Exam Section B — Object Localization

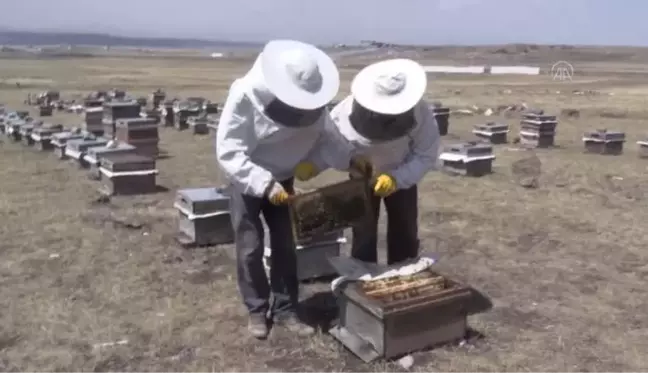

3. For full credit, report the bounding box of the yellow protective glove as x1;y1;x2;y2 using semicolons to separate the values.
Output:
267;181;290;205
349;155;373;179
294;161;319;181
269;190;290;205
373;174;397;197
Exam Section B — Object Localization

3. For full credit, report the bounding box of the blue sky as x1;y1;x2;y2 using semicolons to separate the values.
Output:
2;0;647;45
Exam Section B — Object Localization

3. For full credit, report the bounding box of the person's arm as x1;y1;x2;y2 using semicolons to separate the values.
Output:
304;113;354;172
216;82;274;197
388;101;441;189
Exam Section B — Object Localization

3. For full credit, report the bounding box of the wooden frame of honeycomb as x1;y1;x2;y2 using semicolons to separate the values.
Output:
360;270;448;304
288;179;372;243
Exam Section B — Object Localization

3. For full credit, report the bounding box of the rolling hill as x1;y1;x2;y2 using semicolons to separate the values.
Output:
0;30;259;49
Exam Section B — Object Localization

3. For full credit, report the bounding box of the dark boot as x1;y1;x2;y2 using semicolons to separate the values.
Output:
247;313;269;339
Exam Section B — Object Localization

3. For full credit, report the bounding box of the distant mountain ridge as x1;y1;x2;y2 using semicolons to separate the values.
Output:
0;30;260;49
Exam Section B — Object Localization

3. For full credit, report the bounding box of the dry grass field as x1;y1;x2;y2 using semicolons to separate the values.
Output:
1;46;648;371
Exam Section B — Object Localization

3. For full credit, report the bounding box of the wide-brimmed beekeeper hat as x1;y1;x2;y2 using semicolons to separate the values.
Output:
351;59;427;115
261;40;340;110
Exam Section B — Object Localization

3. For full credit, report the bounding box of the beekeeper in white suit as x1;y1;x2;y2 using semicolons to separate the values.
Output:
216;40;367;340
303;59;440;266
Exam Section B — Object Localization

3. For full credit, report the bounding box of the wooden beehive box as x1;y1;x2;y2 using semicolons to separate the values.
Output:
638;139;648;159
439;141;495;177
102;100;141;138
288;179;372;244
115;117;159;158
85;142;137;180
19;123;39;146
84;107;104;135
31;124;64;151
583;129;625;155
99;153;158;196
84;98;104;108
174;108;201;130
174;187;234;247
263;230;346;281
161;101;175;126
7;121;26;142
203;103;219;114
39;105;53;117
50;130;86;159
472;122;509;144
330;269;474;362
65;137;109;167
187;116;209;135
150;90;166;109
519;115;558;148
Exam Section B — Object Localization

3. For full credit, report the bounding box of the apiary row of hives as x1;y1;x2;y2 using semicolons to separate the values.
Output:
1;100;488;364
0;107;160;197
438;111;648;177
159;97;220;133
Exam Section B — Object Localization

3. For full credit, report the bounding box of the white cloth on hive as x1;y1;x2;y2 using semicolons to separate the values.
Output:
329;256;436;296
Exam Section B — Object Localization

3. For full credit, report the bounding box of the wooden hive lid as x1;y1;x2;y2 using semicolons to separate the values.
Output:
99;153;156;172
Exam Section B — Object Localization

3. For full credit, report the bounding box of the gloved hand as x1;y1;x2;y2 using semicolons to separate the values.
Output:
266;181;290;205
294;161;319;181
373;174;397;197
349;155;373;179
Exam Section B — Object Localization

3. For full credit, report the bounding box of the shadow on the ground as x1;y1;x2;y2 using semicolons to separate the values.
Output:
299;291;339;332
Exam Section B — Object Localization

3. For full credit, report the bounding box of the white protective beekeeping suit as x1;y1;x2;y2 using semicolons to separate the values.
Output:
216;40;352;197
330;59;441;190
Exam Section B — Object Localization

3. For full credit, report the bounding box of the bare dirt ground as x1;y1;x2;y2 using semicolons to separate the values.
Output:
1;46;648;371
